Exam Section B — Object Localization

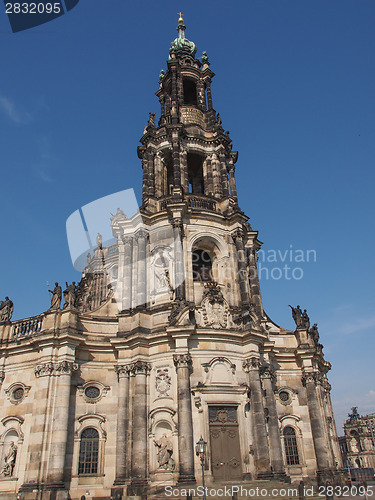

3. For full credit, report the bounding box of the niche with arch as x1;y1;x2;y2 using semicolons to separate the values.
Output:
0;416;24;480
149;408;177;477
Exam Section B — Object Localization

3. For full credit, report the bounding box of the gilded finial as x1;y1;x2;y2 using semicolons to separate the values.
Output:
178;12;184;24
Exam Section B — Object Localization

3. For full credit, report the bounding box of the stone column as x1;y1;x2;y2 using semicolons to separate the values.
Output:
260;365;285;478
114;364;131;484
243;358;273;479
122;236;133;311
172;141;181;188
21;363;54;493
204;156;214;196
206;80;213;109
45;361;78;485
173;354;196;483
180;147;189;194
196;79;205;111
135;229;148;308
130;361;151;486
232;230;250;307
228;165;238;201
147;149;155;197
302;372;331;476
172;219;185;301
142;156;149;203
219;155;229;197
210;153;221;197
248;246;263;317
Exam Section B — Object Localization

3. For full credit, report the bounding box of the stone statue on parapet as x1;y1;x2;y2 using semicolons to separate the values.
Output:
309;323;320;343
63;282;76;309
0;297;13;323
148;112;155;127
301;309;310;329
48;282;62;310
289;304;302;328
96;232;102;249
0;441;17;476
289;305;310;330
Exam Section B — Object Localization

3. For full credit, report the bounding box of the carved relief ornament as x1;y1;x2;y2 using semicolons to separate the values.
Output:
34;361;78;378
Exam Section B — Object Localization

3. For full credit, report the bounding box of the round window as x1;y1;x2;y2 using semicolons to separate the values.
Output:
13;387;24;401
84;386;100;399
279;391;290;402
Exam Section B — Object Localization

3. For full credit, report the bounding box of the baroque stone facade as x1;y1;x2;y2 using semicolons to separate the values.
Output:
0;17;342;500
339;407;375;470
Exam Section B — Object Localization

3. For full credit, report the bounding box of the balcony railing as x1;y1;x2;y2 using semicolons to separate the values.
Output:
188;197;217;211
12;315;43;340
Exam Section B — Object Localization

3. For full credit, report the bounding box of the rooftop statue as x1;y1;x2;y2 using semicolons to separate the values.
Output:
0;297;13;323
48;282;62;310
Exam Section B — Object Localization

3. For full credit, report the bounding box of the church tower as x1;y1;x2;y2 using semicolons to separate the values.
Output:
0;17;342;500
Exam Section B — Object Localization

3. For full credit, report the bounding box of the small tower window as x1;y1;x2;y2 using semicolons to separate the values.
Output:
78;428;99;475
192;249;212;282
283;426;300;465
183;79;197;106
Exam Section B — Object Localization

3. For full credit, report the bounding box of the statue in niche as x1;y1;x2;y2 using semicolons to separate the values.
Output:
0;441;17;476
0;297;13;323
48;282;62;310
154;433;175;471
156;368;171;397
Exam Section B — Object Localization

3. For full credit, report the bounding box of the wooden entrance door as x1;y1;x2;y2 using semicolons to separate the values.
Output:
209;406;242;481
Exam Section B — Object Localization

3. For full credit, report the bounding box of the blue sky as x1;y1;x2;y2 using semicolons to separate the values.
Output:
0;0;374;429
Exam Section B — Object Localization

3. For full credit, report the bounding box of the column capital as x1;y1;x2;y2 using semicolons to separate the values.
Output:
114;364;132;379
34;361;78;377
242;357;261;372
129;360;151;375
134;229;148;242
301;371;321;386
260;364;276;381
121;235;133;246
173;353;192;368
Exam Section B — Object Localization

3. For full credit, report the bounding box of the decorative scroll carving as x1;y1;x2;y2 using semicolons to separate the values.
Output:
197;282;231;329
173;354;192;368
34;361;78;377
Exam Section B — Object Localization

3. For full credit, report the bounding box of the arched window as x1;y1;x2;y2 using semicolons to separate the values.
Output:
78;428;99;475
283;426;300;465
192;249;212;282
183;79;197;105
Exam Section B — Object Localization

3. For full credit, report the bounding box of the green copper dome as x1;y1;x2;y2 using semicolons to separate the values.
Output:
169;15;197;57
